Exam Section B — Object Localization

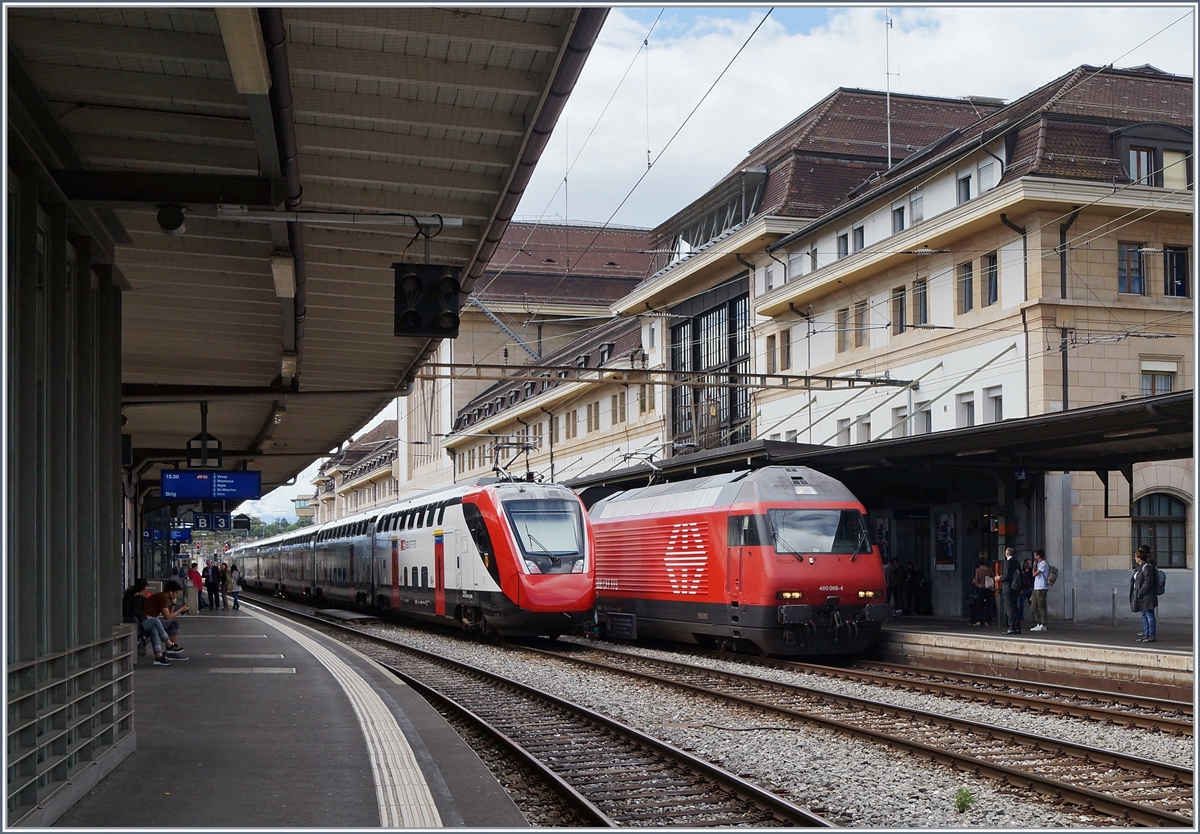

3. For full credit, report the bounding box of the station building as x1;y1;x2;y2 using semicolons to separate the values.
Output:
443;65;1194;622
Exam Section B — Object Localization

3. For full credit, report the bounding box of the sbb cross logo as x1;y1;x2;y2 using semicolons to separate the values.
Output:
664;522;706;595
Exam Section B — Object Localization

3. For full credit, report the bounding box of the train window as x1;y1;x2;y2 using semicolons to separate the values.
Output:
728;514;765;547
767;509;871;556
421;566;428;590
503;499;586;575
436;504;446;525
418;506;428;527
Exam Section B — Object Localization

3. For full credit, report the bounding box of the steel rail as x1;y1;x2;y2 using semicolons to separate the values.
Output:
679;650;1193;735
531;643;1193;828
248;599;833;828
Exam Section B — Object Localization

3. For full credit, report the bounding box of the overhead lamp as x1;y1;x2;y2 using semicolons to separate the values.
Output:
157;205;186;236
271;250;296;298
280;351;298;378
955;448;996;457
1102;427;1157;439
216;8;272;95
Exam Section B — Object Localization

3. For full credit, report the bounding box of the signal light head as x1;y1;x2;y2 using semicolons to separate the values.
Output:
392;263;463;338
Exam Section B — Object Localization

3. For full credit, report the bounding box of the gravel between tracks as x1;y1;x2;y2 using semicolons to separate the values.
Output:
345;620;1180;828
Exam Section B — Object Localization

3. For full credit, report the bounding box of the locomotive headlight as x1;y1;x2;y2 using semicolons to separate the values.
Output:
858;590;879;599
777;591;803;600
524;560;542;574
571;561;584;574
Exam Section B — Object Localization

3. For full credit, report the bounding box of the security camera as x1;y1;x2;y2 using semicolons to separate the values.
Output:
157;205;186;236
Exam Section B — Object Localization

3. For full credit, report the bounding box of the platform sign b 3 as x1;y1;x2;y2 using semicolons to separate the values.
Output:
194;513;213;530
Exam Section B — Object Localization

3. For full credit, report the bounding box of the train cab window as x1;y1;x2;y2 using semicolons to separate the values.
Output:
728;514;766;547
767;509;871;556
420;566;429;590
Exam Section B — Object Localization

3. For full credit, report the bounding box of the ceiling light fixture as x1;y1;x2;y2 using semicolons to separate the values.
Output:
270;250;296;298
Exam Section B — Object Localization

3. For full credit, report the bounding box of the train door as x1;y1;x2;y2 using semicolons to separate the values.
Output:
727;514;756;597
433;529;446;615
390;538;400;609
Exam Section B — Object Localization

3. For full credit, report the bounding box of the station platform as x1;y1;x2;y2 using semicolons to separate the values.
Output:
54;602;527;829
876;614;1194;701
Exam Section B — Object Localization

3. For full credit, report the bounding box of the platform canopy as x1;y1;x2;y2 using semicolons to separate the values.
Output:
571;391;1195;506
7;6;606;493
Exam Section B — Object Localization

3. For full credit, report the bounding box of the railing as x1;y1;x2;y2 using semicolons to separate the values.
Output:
6;627;135;825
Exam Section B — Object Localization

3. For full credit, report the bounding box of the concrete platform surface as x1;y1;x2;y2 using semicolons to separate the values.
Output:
54;603;527;828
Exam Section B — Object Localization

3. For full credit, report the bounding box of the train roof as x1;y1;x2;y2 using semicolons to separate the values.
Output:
590;466;861;519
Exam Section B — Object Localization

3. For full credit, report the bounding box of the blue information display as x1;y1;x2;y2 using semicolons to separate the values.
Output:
161;471;262;500
169;528;191;541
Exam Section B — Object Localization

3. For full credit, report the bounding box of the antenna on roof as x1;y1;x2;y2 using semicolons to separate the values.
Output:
885;11;894;169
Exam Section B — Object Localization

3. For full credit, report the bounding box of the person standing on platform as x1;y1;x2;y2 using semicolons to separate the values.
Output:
1029;550;1049;631
228;563;243;610
205;560;222;610
219;562;232;610
1001;547;1023;634
969;553;993;627
886;557;904;615
187;562;207;610
1130;545;1158;643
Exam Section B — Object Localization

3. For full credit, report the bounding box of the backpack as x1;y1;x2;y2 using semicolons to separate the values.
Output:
1010;564;1024;592
1155;566;1166;595
121;588;146;623
1047;565;1058;586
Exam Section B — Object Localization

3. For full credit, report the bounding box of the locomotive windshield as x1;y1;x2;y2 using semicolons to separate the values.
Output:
503;499;586;575
768;509;871;555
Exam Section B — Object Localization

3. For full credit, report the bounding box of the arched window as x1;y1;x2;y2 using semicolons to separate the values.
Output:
1132;493;1188;568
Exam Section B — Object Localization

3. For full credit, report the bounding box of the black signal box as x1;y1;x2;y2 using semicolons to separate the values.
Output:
392;263;462;338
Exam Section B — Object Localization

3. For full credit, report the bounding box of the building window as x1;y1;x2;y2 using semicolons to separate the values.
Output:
764;267;774;292
809;248;818;272
1118;243;1144;294
765;334;777;374
836;307;850;353
1165;247;1190;297
892;206;905;234
670;288;752;448
586;402;600;433
648;321;656;348
985;386;1003;423
856;417;871;444
912;278;928;327
611;391;627;424
910;193;924;224
1163;149;1190;190
978;160;994;191
913;403;932;435
565;409;578;440
956;174;972;204
982;252;998;306
836;418;851;447
892;406;908;438
852;225;865;253
638;383;655;413
785;429;798;442
957;261;974;313
1142;371;1174;396
891;286;907;335
779;328;792;371
854;300;868;347
1129;146;1154;185
1133;493;1188;568
957;394;975;428
532;421;544;446
837;234;849;259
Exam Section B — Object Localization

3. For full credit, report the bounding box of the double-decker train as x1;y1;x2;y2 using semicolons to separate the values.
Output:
587;466;891;655
232;478;595;638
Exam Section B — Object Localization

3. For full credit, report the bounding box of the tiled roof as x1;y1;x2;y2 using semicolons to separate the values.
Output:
473;221;654;305
454;316;642;430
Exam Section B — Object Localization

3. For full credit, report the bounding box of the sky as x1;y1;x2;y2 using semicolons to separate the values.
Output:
240;3;1195;522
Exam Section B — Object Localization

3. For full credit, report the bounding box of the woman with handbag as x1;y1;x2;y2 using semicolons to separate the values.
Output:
969;552;994;627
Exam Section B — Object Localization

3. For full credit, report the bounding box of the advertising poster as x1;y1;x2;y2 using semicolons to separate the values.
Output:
935;513;956;570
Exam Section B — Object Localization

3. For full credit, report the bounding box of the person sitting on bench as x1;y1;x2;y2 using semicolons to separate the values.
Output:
142;580;190;665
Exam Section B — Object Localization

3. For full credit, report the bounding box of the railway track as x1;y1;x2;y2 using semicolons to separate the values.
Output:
533;643;1193;827
664;650;1193;736
248;599;831;827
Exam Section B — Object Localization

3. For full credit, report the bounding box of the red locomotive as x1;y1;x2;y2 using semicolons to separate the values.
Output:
587;466;891;655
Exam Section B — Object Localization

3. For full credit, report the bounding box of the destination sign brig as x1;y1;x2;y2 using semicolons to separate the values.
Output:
161;471;262;500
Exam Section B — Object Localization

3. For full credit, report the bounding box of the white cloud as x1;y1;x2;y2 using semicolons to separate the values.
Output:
516;5;1195;228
